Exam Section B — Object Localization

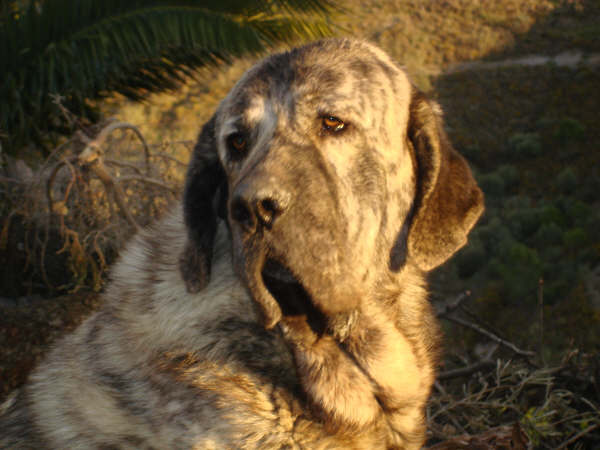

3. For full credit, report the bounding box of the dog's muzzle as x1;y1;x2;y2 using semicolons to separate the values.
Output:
228;178;328;334
230;180;291;233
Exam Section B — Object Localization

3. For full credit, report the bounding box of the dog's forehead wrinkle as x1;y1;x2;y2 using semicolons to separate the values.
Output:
348;58;376;78
278;88;297;124
237;82;295;130
299;65;345;94
221;115;241;134
253;99;278;141
297;74;358;103
242;54;402;132
243;96;267;124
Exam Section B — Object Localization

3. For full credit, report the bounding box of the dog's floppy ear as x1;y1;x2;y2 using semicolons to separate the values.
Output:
180;115;226;293
406;90;484;271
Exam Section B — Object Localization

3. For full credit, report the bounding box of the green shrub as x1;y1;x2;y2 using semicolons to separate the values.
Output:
506;242;541;267
503;195;531;211
533;223;563;247
539;204;566;227
462;145;482;160
496;164;520;189
540;245;563;263
476;218;515;255
555;167;578;194
493;242;542;302
564;199;591;227
508;132;542;158
563;228;588;249
456;238;487;279
507;208;541;240
553;118;586;144
479;172;505;197
585;210;600;234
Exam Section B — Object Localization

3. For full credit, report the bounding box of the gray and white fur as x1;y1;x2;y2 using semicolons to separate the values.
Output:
1;38;483;449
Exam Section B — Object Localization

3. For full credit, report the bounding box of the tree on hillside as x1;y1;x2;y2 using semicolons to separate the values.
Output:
0;0;335;155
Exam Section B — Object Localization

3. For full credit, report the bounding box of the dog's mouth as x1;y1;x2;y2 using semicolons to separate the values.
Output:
260;258;327;336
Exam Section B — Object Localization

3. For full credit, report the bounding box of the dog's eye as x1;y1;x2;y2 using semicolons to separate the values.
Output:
227;133;248;155
322;116;345;132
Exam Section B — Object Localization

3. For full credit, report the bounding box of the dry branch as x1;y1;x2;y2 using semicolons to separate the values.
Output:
105;158;145;175
150;151;189;167
437;360;496;381
1;115;186;295
117;176;179;194
556;422;600;449
437;290;536;358
85;159;140;232
79;121;151;172
435;290;471;316
443;314;536;357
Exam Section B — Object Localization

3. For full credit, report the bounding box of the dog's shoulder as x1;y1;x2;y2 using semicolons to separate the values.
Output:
2;205;312;448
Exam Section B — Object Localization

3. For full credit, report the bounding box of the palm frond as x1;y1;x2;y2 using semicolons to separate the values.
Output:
1;0;336;155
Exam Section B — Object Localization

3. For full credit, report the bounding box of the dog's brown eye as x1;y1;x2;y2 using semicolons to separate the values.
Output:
228;133;247;154
322;116;345;132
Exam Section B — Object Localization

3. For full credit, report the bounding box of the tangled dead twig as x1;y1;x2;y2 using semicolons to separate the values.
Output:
427;353;600;449
1;117;189;295
429;290;599;447
75;122;152;232
79;120;151;172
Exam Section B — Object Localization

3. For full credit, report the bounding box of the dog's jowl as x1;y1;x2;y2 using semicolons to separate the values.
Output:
1;39;483;449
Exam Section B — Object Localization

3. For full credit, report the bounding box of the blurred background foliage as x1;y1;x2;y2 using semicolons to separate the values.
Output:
0;0;335;154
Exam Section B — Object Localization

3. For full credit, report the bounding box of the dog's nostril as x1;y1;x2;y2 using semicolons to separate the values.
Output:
256;198;281;228
231;187;289;232
231;197;255;231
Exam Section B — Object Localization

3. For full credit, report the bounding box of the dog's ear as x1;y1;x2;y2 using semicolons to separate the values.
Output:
180;115;226;293
406;90;484;271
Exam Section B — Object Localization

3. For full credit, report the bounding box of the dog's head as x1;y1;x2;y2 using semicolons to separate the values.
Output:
180;39;483;332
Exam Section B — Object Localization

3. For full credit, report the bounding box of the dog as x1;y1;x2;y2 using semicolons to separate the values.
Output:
0;38;483;449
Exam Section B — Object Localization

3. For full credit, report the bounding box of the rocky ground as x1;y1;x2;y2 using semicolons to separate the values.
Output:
0;291;102;401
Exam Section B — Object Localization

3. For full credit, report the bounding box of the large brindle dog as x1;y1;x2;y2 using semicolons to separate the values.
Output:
1;39;483;448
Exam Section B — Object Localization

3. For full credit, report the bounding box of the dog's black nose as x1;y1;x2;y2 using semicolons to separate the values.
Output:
230;186;289;232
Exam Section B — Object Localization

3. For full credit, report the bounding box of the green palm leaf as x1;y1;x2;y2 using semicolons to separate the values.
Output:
1;0;336;155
